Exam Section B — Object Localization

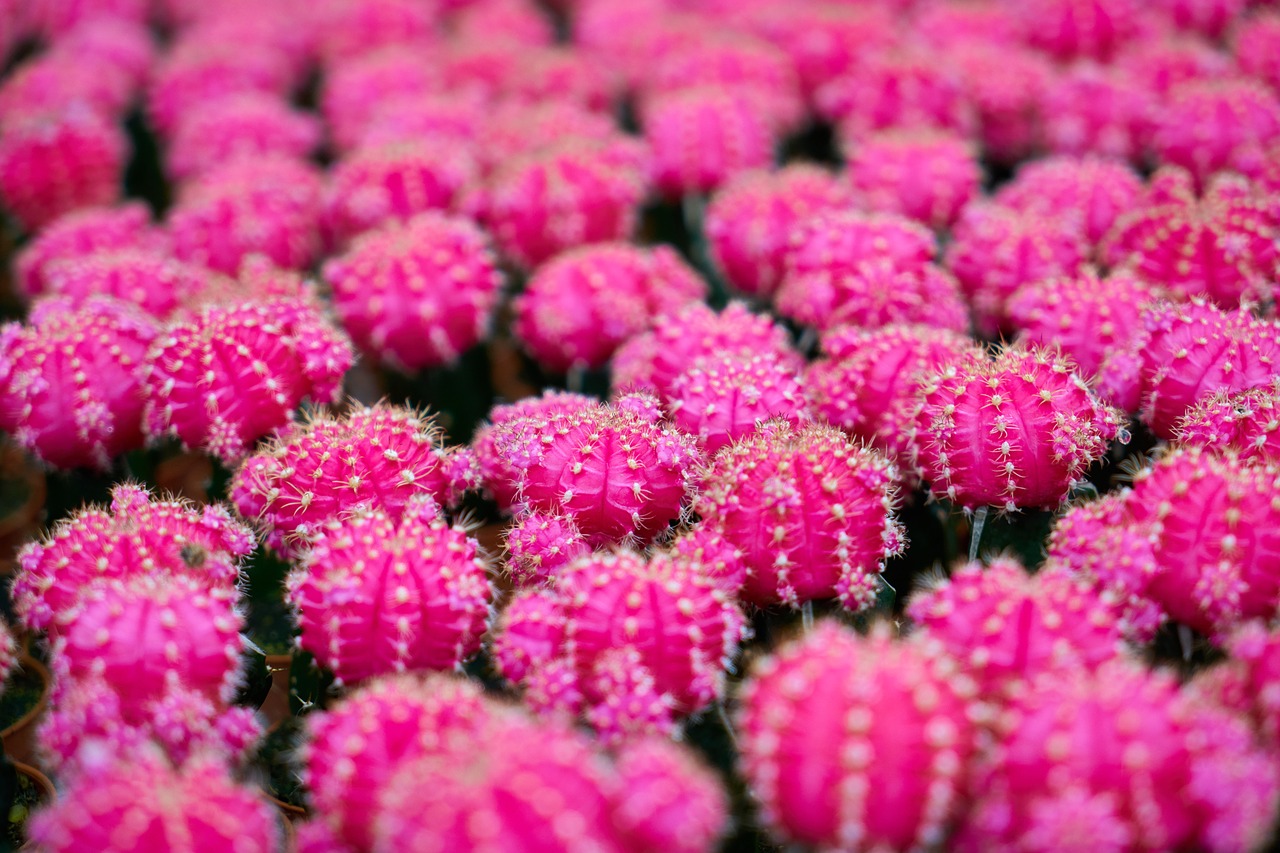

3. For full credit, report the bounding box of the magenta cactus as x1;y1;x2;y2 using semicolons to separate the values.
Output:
27;748;283;853
1103;168;1277;308
1125;445;1280;636
695;421;904;609
0;295;158;471
1006;270;1163;385
0;107;127;231
945;203;1089;338
322;211;502;372
1038;63;1152;165
1236;12;1280;95
1151;79;1280;186
611;737;729;853
231;403;468;557
45;18;156;93
463;136;649;269
0;52;135;124
449;0;554;44
1010;0;1146;62
14;202;162;299
147;38;294;137
775;211;971;335
491;400;700;544
497;46;618;114
311;0;437;65
946;42;1054;165
513;242;705;374
1116;34;1237;100
995;156;1146;251
41;249;230;320
1201;620;1280;745
321;47;443;152
1157;0;1246;38
738;622;980;852
642;88;775;199
807;324;979;468
503;510;589;587
816;49;976;143
1177;379;1280;461
845;129;981;230
475;99;618;173
491;589;566;686
166;92;322;184
667;353;808;454
13;482;252;634
611;301;800;402
957;659;1280;853
911;345;1125;510
668;524;748;596
742;4;898;100
287;496;491;684
704;165;853;299
356;91;485;154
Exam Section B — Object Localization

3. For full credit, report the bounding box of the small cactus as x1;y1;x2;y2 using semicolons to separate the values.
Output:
845;129;981;230
1151;79;1280;186
995;156;1145;250
166;92;322;184
503;510;589;587
1038;64;1150;165
1177;379;1280;461
43;249;231;320
611;737;729;853
1010;0;1146;62
642;88;775;198
668;352;809;455
14;202;162;298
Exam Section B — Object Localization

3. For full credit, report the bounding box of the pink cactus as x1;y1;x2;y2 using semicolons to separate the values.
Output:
449;0;555;45
1156;0;1247;38
143;297;353;464
14;203;162;299
463;136;649;269
167;156;324;274
695;421;904;609
231;403;467;557
512;243;705;374
491;400;700;544
742;4;898;100
911;345;1125;510
287;497;490;684
323;212;502;372
147;38;294;137
47;18;156;93
776;211;971;334
611;301;800;402
470;390;597;510
0;296;158;471
611;737;729;853
668;353;809;454
1151;79;1280;186
807;324;979;468
738;622;979;852
947;42;1055;165
1007;271;1163;383
0;53;134;123
491;589;566;685
321;47;444;152
311;0;438;65
22;0;150;38
1236;13;1280;95
1202;621;1280;745
1038;62;1152;164
497;46;618;114
13;483;252;633
504;510;589;587
1009;0;1146;61
303;674;495;850
475;100;618;173
42;249;230;320
996;156;1145;252
909;557;1124;693
0;107;127;232
642;88;775;199
1125;445;1280;635
817;49;976;143
1102;169;1278;308
1128;299;1280;439
166;93;322;184
957;659;1280;853
27;748;282;853
912;1;1020;48
1116;35;1237;101
668;524;748;598
945;203;1089;338
1177;379;1280;461
845;129;981;230
356;91;486;154
704;165;854;299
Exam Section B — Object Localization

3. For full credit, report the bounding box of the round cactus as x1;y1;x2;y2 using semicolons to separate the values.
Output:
0;51;135;123
807;324;980;468
908;558;1125;694
147;37;294;137
845;129;981;231
1124;445;1280;636
1038;63;1152;165
450;0;556;46
642;88;776;199
1157;0;1247;38
311;0;436;65
611;301;800;402
947;41;1054;165
911;346;1125;511
704;165;853;299
13;482;252;634
817;49;976;143
668;352;809;454
166;92;322;184
0;107;128;231
995;156;1145;252
495;46;619;113
1151;79;1280;186
957;659;1280;853
503;510;589;587
320;46;444;152
1201;620;1280;745
357;90;486;154
42;249;230;320
463;136;649;269
231;403;467;558
1236;12;1280;96
14;202;162;299
1116;34;1236;100
475;99;618;173
143;297;353;463
0;295;159;471
323;211;503;372
667;523;748;596
611;736;729;853
491;588;566;686
513;243;705;374
775;211;970;335
695;421;905;609
1010;0;1146;62
27;748;282;853
1177;379;1280;461
741;4;898;100
1006;270;1163;384
945;203;1089;339
738;622;980;852
491;400;701;544
287;497;491;684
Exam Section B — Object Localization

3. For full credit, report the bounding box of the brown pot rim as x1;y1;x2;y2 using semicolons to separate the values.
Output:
267;792;308;818
1;655;51;741
12;759;55;802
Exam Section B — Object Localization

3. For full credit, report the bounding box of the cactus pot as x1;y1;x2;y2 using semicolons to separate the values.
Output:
1;656;51;767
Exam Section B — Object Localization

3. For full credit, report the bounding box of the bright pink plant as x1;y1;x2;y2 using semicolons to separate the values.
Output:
1115;35;1237;100
946;42;1055;164
611;737;729;853
995;156;1145;251
41;250;229;319
911;345;1125;510
323;212;502;372
311;0;438;65
817;49;976;143
47;18;156;93
449;0;555;45
147;38;294;136
166;93;322;184
741;4;898;100
0;621;16;686
845;129;981;230
0;53;134;122
14;203;163;299
475;100;618;173
1009;0;1146;62
1151;79;1280;186
738;623;979;852
1236;13;1280;95
642;88;775;198
356;91;486;154
1177;379;1280;461
0;296;158;471
497;46;618;113
1199;620;1280;745
321;47;443;152
504;510;589;587
695;421;904;609
1038;63;1152;164
668;352;809;454
513;243;704;374
1156;0;1247;38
